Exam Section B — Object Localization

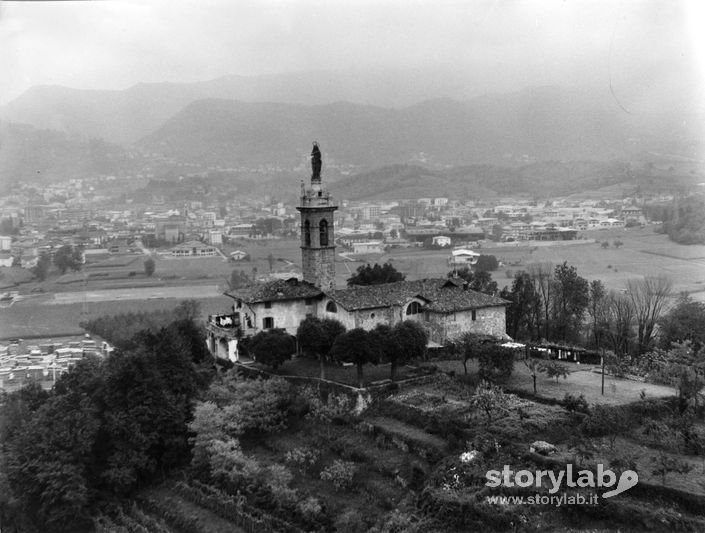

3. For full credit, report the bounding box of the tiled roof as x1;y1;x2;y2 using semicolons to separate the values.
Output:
328;278;508;313
327;282;428;311
227;278;323;303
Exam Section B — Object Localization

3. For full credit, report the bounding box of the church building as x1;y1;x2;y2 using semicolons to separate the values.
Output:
206;143;508;361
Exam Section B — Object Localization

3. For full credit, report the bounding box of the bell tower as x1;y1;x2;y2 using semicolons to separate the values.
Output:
296;142;338;290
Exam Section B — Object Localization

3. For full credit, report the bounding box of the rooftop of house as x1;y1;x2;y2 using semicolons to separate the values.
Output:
227;278;323;304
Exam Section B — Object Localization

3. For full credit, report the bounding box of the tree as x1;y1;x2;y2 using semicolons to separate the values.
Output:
5;393;100;532
296;317;346;379
587;280;608;349
477;344;515;382
455;333;489;376
501;271;541;340
527;263;555;340
53;245;83;274
603;291;635;356
389;228;398;239
143;257;155;277
375;321;428;381
475;254;499;272
347;263;405;286
524;356;543;395
448;267;498;295
32;252;51;281
552;262;589;343
644;420;693;485
470;381;511;425
490;224;503;242
601;241;610;249
658;342;705;410
248;329;295;370
581;405;627;451
229;269;250;289
330;328;381;387
1;315;212;532
627;275;673;354
658;293;705;351
613;239;624;248
540;360;571;382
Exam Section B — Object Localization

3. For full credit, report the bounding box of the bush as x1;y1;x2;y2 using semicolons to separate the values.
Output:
334;509;371;533
284;447;320;470
297;496;324;526
563;393;590;414
478;345;515;382
320;460;357;491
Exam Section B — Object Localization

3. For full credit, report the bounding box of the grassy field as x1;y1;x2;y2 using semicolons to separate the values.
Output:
382;226;705;299
5;226;703;341
0;294;233;340
430;358;676;406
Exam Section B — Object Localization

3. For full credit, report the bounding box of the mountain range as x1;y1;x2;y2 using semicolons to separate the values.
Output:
0;69;702;192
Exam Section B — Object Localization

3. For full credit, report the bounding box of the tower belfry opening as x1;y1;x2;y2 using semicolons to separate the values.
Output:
296;142;338;290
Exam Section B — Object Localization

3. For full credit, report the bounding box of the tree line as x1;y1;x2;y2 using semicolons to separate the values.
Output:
242;317;428;388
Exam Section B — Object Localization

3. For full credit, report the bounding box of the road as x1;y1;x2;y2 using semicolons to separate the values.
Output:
48;284;225;305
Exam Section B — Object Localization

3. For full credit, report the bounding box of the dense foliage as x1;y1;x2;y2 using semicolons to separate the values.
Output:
53;244;83;274
296;316;346;379
660;196;705;244
347;262;406;286
447;267;498;295
374;320;428;381
0;309;214;533
81;300;204;351
658;293;705;351
245;329;295;369
330;328;382;387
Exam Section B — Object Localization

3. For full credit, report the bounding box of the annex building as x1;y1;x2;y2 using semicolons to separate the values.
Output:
207;144;508;361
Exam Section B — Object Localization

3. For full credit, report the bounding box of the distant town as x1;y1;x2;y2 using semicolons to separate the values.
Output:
1;171;658;273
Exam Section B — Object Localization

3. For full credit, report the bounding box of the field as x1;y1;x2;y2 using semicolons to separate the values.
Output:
380;226;705;299
0;294;233;339
4;226;704;341
431;358;676;406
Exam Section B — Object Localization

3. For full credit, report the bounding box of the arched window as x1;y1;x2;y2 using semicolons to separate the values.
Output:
326;301;337;313
304;220;311;246
319;219;328;247
406;301;422;315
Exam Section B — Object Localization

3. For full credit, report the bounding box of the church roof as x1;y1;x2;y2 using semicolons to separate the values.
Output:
326;282;429;311
226;278;323;304
327;278;508;313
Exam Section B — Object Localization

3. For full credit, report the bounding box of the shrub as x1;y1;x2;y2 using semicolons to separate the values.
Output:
563;393;590;414
334;509;371;533
320;460;357;491
265;464;297;505
284;447;320;470
477;345;515;382
297;496;324;524
301;387;353;424
540;360;571;381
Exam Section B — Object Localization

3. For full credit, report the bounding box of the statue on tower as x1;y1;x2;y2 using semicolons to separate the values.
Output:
311;142;322;180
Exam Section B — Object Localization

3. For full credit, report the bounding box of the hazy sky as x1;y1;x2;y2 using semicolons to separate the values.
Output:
0;0;703;105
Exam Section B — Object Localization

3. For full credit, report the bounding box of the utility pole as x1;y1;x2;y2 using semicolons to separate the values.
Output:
601;347;605;396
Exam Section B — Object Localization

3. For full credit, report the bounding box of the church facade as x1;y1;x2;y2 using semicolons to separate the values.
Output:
206;144;508;361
